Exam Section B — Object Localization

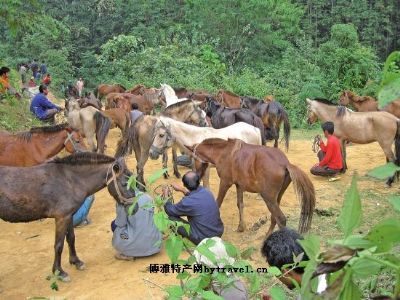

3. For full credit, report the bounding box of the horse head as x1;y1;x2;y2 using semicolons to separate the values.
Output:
339;90;351;106
306;98;318;124
205;96;221;116
149;119;173;160
64;128;88;153
186;101;208;127
106;157;138;207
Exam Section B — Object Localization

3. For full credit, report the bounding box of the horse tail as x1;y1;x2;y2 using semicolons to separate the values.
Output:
395;120;400;165
115;122;135;158
281;109;291;151
94;111;111;154
123;112;131;135
286;164;315;233
253;115;266;145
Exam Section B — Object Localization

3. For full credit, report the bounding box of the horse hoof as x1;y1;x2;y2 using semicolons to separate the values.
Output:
163;172;169;179
70;260;85;270
237;225;246;232
58;272;71;282
174;172;181;179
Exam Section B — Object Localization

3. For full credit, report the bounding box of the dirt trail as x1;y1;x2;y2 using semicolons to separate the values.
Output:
0;128;394;299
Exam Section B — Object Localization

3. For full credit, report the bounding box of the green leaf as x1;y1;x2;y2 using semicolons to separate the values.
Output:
165;285;184;298
337;176;361;238
146;168;168;185
298;235;320;260
342;235;374;250
127;175;137;190
200;290;224;300
377;77;400;108
366;218;400;252
389;195;400;212
267;266;282;276
127;197;139;216
165;234;183;263
339;271;362;300
223;241;239;258
367;162;400;180
269;285;286;300
240;246;257;260
176;271;190;280
153;211;170;232
350;257;381;278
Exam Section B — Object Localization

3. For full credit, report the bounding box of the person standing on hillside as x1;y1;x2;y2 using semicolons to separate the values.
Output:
42;74;51;86
30;84;61;121
30;59;39;80
40;61;47;79
76;78;84;97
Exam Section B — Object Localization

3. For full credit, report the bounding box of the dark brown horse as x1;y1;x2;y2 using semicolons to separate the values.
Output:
0;124;87;166
205;96;266;145
94;84;126;101
79;92;102;110
241;97;291;150
0;152;137;281
216;90;241;108
191;138;315;235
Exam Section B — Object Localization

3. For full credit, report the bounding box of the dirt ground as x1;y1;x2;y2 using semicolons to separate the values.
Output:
0;127;397;299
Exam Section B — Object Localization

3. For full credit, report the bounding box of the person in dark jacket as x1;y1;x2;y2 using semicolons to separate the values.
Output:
163;171;224;245
30;84;61;121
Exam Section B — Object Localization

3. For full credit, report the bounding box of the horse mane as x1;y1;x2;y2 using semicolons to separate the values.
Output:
336;106;348;118
118;84;126;90
51;152;115;165
16;123;69;141
161;99;192;113
173;87;187;93
241;96;261;105
312;98;337;106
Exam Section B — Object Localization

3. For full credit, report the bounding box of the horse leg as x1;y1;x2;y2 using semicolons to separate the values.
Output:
274;138;278;148
162;152;170;179
378;139;396;186
53;217;71;281
235;185;246;232
172;146;181;178
137;151;150;191
66;218;85;270
216;180;232;208
340;139;347;172
261;191;286;237
202;166;211;188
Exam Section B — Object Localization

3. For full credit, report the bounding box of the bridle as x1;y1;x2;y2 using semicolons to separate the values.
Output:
106;164;135;205
64;132;82;152
150;120;173;155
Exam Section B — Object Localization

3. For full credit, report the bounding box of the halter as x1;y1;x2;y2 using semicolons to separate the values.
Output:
106;164;135;205
64;132;82;152
312;135;321;153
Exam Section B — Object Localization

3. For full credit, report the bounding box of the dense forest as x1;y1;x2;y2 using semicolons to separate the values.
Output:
1;0;400;126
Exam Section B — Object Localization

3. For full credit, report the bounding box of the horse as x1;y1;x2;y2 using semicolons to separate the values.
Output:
79;92;102;110
0;152;137;281
339;90;400;118
94;84;126;101
205;96;266;145
66;100;112;153
102;108;130;133
105;92;160;114
190;138;315;234
339;90;378;112
148;117;262;187
65;83;79;99
0;124;87;166
216;90;241;108
306;98;400;185
115;100;207;187
241;97;291;150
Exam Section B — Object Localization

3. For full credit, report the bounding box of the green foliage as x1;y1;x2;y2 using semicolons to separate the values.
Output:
377;51;400;107
367;162;400;180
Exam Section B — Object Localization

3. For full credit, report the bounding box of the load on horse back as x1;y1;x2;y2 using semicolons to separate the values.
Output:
189;138;315;235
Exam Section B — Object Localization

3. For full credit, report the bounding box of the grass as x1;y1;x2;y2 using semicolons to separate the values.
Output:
0;96;42;132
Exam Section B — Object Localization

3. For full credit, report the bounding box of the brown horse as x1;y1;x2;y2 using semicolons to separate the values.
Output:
307;98;400;185
241;97;291;150
339;90;378;112
94;84;126;101
102;108;130;133
205;96;266;145
0;152;137;281
0;124;87;166
79;92;102;110
115;100;207;187
216;90;241;108
105;93;157;114
339;90;400;118
191;138;315;235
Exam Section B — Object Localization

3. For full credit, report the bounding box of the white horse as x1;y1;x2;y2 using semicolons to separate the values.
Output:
149;116;262;186
66;100;111;153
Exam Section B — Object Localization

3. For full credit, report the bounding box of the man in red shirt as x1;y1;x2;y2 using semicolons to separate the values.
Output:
310;121;343;176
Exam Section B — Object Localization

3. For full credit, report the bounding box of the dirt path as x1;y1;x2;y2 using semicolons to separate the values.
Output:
0;129;395;299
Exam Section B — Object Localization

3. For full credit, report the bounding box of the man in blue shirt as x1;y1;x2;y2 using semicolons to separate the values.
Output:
164;171;224;245
30;84;61;121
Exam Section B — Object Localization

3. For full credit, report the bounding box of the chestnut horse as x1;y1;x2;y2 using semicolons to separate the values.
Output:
191;138;315;234
94;84;126;101
216;90;241;108
241;97;291;150
307;98;400;185
105;92;160;114
0;124;86;166
0;152;137;281
339;90;400;118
